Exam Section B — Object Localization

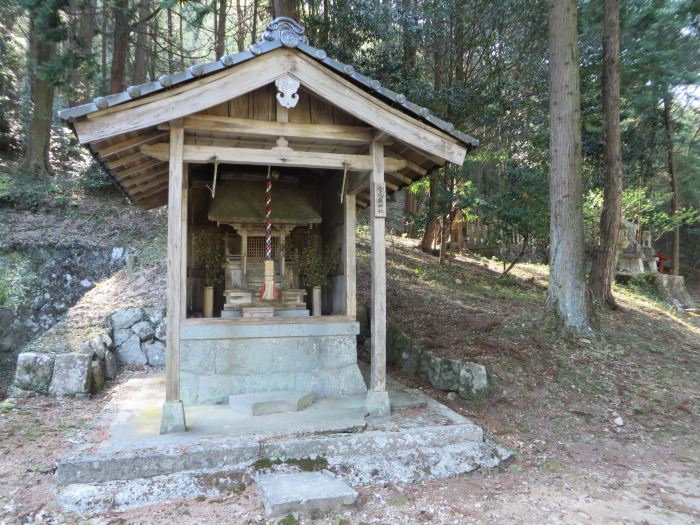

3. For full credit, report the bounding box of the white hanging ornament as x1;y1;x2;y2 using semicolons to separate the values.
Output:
275;76;301;108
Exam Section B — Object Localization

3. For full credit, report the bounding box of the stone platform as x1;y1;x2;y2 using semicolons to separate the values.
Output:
56;372;510;514
180;318;367;404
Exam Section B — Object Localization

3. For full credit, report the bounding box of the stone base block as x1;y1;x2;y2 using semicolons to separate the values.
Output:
257;472;357;517
274;309;310;317
229;390;314;416
160;401;187;434
366;390;391;417
221;310;242;319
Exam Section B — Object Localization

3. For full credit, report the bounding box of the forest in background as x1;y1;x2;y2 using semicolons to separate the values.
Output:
0;0;698;312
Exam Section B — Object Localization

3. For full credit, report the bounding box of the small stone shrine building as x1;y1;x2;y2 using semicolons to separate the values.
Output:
59;18;476;433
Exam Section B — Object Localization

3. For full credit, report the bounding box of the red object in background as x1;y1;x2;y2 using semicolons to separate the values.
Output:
656;252;670;273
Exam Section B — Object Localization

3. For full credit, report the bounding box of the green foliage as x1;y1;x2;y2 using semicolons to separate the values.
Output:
483;166;550;246
0;254;42;314
584;187;700;242
295;229;340;289
193;231;223;287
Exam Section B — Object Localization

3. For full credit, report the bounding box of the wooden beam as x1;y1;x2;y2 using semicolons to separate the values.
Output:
165;123;184;405
161;115;373;145
135;190;168;209
344;193;357;318
74;52;289;144
368;134;390;416
97;131;168;158
141;143;407;173
291;53;467;165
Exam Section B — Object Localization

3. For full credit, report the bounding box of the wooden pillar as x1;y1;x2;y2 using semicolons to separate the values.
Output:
161;120;187;434
344;192;357;318
367;134;390;416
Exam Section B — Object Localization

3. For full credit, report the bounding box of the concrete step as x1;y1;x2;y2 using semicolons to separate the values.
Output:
229;390;314;416
258;471;357;517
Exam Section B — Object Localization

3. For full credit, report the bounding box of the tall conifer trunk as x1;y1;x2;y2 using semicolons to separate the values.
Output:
663;95;680;276
589;0;623;307
545;0;590;331
22;16;56;176
110;0;129;93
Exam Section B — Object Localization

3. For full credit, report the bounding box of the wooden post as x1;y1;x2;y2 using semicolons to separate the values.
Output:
161;120;187;434
367;133;390;416
344;192;356;318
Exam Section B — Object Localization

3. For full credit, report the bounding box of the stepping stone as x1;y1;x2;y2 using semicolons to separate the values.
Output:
257;472;357;517
228;390;314;416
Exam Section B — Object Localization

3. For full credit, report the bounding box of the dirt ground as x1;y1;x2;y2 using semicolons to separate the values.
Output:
0;234;698;524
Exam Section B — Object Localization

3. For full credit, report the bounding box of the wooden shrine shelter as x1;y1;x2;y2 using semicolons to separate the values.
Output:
59;18;477;433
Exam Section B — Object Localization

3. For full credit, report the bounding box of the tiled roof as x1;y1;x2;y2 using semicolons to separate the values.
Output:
58;17;478;149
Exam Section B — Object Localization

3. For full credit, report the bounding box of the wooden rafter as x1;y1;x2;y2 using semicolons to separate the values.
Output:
97;131;168;158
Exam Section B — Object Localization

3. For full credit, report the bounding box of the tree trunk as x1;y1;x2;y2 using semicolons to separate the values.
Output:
589;0;623;308
22;16;56;176
132;0;151;85
421;175;440;253
110;0;129;93
663;94;680;276
215;0;227;57
273;0;297;18
545;0;590;332
167;7;174;74
251;0;259;43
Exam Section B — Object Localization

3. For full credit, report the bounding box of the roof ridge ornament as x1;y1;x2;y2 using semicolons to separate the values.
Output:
262;17;308;48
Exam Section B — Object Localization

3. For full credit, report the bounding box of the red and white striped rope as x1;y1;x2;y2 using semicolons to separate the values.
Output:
265;168;272;261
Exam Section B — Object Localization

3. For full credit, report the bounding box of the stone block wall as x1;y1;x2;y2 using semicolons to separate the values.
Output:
7;306;166;398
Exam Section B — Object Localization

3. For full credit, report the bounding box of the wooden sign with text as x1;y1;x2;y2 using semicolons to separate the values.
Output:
373;182;386;218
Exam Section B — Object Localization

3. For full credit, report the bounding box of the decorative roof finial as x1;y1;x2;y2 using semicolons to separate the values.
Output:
262;17;308;48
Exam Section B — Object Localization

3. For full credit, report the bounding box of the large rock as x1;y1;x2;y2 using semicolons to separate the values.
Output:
104;350;118;380
13;352;55;393
90;360;105;394
112;329;132;347
154;317;166;341
145;307;166;325
459;363;491;400
419;352;462;391
131;321;155;341
49;353;92;397
110;308;143;330
143;339;166;368
114;334;147;366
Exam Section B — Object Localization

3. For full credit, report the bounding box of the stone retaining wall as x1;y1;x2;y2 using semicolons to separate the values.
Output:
358;305;491;400
7;306;166;398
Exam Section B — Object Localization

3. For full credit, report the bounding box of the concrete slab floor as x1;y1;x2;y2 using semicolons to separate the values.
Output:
92;372;430;455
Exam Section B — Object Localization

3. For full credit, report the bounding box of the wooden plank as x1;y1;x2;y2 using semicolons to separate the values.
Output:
98;131;168;158
290;53;467;165
228;93;249;118
127;172;169;193
106;152;147;169
252;84;273;121
121;168;169;189
344;193;357;318
73;51;290;143
133;180;169;200
135;191;168;210
141;143;407;172
369;134;387;395
117;159;165;179
288;87;311;124
165;123;184;403
162;115;373;144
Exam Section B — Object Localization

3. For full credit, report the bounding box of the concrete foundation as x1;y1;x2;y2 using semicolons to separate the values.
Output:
56;372;510;513
228;390;314;416
180;320;367;404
